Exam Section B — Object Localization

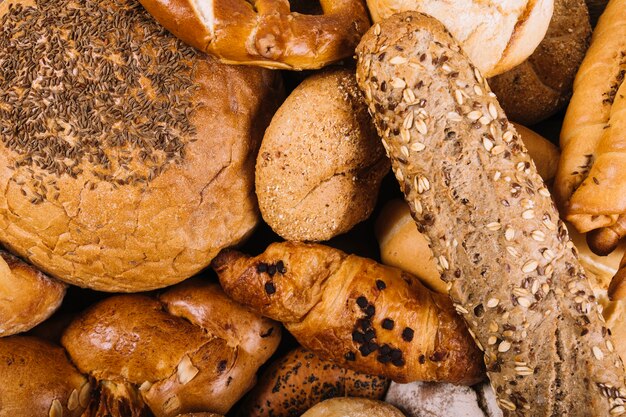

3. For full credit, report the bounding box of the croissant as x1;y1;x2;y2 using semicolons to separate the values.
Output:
212;242;485;385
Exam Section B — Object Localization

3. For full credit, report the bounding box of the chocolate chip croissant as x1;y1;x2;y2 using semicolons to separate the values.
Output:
211;242;485;385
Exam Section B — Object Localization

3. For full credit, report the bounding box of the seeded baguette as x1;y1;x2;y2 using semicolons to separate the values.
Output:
356;12;626;416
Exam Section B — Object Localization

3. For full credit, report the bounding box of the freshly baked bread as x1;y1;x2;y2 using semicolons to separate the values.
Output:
356;12;626;416
176;414;222;417
138;0;370;70
61;279;281;417
212;242;485;385
0;336;92;417
365;0;553;77
237;347;389;417
0;0;282;292
256;69;389;242
0;249;66;336
376;126;559;294
301;398;406;417
555;0;626;253
488;0;591;125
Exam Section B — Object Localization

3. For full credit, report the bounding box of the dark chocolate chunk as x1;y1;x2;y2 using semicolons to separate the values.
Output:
256;263;268;273
344;351;356;361
402;327;414;342
356;296;368;308
376;280;387;290
382;318;395;330
264;282;276;295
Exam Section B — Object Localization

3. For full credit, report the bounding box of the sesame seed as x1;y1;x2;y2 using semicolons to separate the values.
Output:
515;366;534;376
486;222;501;231
522;210;535;219
474;85;483;95
474;67;483;83
411;142;426;152
486;298;500;308
505;227;515;241
390;56;407;65
442;63;453;73
593;346;604;360
539;187;551;197
455;89;464;105
607;340;615;352
503;131;514;143
413;199;423;214
454;304;469;314
498;340;511;353
488;103;498;119
522;260;538;273
373;23;381;35
439;255;449;270
494;171;502;181
483;137;494;151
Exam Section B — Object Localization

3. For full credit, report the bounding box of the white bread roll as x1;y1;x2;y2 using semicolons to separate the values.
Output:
365;0;553;77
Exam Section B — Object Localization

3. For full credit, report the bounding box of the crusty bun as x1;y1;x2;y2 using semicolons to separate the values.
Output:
365;0;553;77
61;279;281;416
375;125;559;294
0;250;66;336
256;69;389;242
301;398;406;417
489;0;591;125
0;336;91;417
237;347;389;417
0;0;282;292
138;0;370;70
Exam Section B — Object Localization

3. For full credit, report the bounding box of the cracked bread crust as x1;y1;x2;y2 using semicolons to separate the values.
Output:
256;69;389;242
356;12;626;416
0;0;282;292
61;279;281;417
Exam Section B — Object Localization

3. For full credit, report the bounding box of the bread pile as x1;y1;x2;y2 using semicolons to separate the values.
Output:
2;0;626;415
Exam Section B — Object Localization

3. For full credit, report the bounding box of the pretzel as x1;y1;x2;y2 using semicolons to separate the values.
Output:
139;0;371;69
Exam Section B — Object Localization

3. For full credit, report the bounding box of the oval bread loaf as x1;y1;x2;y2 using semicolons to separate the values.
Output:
356;12;626;416
301;398;406;417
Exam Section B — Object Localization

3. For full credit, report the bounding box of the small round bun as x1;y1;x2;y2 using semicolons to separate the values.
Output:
0;336;91;417
301;398;406;417
0;250;66;336
256;69;389;241
366;0;554;77
0;0;282;291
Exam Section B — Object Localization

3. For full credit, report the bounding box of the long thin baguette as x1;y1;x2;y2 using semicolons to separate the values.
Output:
355;12;626;416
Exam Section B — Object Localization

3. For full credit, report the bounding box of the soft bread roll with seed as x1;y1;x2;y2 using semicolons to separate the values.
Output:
212;242;485;385
555;0;626;256
376;126;559;294
301;398;406;417
356;12;626;416
256;69;389;242
365;0;553;77
488;0;591;125
0;336;92;417
237;347;389;417
139;0;370;70
0;0;282;292
61;279;280;417
0;249;66;336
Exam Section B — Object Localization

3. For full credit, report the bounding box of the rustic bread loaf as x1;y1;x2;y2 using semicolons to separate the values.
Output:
302;398;406;417
212;242;484;385
237;347;389;417
0;336;92;417
356;12;626;416
488;0;591;125
256;69;389;241
138;0;370;70
0;249;66;336
0;0;282;292
365;0;553;77
61;279;281;416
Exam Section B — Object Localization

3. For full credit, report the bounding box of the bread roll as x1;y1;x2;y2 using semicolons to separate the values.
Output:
356;12;625;416
0;0;282;292
213;242;485;385
0;336;91;417
256;69;389;242
365;0;553;77
488;0;591;125
139;0;370;70
555;0;626;251
62;279;280;416
301;398;406;417
376;126;559;294
0;250;66;336
237;347;389;417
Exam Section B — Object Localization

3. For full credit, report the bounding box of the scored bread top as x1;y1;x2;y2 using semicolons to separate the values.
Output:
0;0;281;291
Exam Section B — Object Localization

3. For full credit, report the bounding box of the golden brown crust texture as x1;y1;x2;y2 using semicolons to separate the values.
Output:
0;250;66;336
301;397;406;417
356;12;626;416
62;280;280;416
0;0;282;292
0;336;91;417
489;0;591;125
256;68;389;241
237;347;389;417
138;0;371;70
212;242;485;385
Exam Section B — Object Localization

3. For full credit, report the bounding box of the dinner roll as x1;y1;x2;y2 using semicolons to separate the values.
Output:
301;398;406;417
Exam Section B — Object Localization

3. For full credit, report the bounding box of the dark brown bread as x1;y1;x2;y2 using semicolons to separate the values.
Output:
237;347;389;417
356;12;626;416
212;242;485;385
